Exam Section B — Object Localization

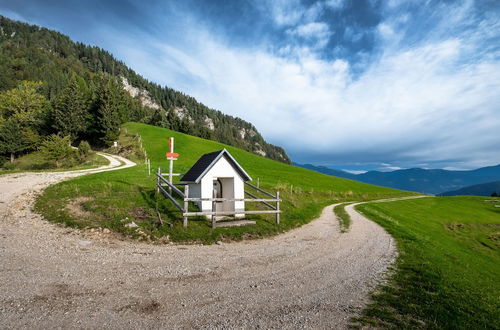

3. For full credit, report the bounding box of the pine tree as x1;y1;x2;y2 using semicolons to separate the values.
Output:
52;75;89;141
93;76;123;146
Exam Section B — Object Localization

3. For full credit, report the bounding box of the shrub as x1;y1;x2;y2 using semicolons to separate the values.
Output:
1;161;16;170
39;134;76;168
77;140;92;160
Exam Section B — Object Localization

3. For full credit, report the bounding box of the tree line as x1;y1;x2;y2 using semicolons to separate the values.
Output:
0;75;132;162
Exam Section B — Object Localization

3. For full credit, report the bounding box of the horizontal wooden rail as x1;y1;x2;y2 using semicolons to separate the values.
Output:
158;185;185;212
184;197;279;202
183;210;281;217
244;191;277;210
157;174;185;197
244;182;276;198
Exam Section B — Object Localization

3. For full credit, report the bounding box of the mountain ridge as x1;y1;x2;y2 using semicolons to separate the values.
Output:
295;163;500;195
440;180;500;196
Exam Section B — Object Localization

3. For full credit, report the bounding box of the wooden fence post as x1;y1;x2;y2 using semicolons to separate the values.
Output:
156;167;160;194
276;191;280;225
183;185;189;227
212;190;216;229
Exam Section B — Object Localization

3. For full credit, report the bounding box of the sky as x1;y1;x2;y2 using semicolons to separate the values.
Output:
1;0;499;172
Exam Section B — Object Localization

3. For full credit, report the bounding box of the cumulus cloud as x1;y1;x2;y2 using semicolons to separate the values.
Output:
128;0;499;169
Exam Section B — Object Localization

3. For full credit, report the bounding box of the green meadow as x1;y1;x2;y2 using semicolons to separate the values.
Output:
35;122;413;243
355;196;500;329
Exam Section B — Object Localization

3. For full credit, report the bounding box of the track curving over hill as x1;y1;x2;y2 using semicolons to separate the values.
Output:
0;158;419;329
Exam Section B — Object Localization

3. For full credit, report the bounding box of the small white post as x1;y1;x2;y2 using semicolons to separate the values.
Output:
183;185;189;227
212;188;216;229
147;159;151;176
276;191;280;225
156;167;161;194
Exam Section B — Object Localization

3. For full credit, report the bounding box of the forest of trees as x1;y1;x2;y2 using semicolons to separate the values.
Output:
0;16;290;164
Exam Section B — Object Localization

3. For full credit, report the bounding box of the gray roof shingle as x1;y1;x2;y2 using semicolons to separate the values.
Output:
180;149;251;183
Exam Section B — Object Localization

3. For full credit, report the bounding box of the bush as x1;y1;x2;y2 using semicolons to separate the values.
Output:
39;135;76;168
77;140;92;160
1;161;16;170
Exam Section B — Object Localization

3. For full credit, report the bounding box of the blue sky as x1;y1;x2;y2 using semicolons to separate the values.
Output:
1;0;499;171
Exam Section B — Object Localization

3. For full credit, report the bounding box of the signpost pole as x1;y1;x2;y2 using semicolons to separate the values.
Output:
168;138;174;194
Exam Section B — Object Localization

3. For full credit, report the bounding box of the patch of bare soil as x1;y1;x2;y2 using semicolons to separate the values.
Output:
129;206;152;221
66;196;95;219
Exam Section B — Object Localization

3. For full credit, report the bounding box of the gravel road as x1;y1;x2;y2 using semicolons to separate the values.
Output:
1;156;407;329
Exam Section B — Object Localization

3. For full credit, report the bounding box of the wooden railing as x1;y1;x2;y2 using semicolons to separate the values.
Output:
156;168;281;228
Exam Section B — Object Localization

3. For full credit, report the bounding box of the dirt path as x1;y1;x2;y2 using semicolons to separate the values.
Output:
1;158;415;329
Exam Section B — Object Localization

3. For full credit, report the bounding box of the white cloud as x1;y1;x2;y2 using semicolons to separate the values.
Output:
343;169;367;174
325;0;345;10
119;1;500;169
260;0;303;27
289;22;330;38
286;22;332;48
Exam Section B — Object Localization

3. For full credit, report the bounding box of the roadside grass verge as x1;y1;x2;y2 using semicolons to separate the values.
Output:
353;196;500;329
35;122;415;244
333;203;352;232
0;151;108;175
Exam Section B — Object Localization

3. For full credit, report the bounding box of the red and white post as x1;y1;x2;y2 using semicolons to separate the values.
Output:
166;137;180;194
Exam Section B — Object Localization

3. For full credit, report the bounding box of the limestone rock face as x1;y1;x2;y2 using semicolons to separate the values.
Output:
204;116;215;130
121;77;161;110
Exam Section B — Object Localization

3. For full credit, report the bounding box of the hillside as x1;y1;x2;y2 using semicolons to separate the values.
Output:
297;163;500;195
440;180;500;196
0;15;289;163
35;122;415;243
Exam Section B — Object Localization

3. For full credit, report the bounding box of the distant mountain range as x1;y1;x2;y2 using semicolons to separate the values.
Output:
295;163;500;195
440;181;500;197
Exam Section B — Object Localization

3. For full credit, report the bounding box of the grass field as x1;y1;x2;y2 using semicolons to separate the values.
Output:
355;196;500;329
0;151;108;175
35;122;414;243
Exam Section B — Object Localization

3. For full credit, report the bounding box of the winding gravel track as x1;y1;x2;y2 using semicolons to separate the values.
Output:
0;157;415;329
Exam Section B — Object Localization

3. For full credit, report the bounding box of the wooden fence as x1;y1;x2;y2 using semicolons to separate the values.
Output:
156;168;281;228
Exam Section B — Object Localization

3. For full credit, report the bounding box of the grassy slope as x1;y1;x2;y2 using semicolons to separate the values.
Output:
355;197;500;329
0;151;108;175
36;122;414;243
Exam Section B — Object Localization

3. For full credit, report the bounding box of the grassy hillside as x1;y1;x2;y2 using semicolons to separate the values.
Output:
35;122;414;243
355;197;500;329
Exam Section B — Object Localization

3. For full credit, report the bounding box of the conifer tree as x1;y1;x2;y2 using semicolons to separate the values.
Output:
52;75;89;141
93;76;123;146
